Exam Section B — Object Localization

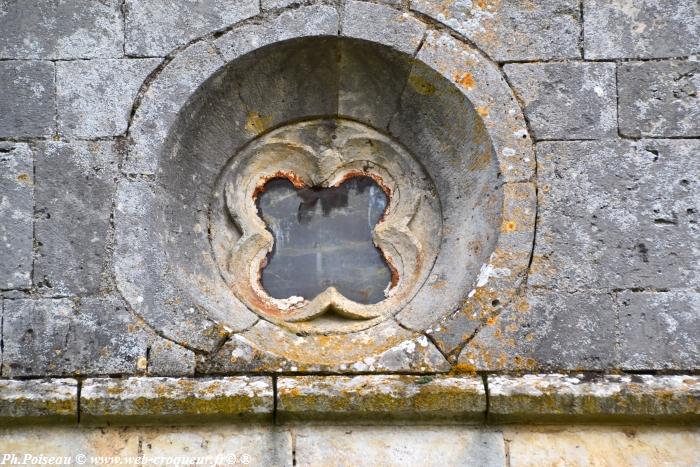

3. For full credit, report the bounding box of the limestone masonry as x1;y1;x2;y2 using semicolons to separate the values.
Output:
0;0;698;464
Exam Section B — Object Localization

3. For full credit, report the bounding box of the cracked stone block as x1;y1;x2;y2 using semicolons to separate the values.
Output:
34;141;118;295
57;58;159;137
81;377;274;425
506;426;700;467
504;62;616;140
0;143;33;290
124;0;259;56
0;61;55;137
618;290;699;371
2;297;148;377
295;426;505;467
147;339;197;377
277;375;486;422
459;290;615;371
530;140;699;291
488;374;700;423
411;0;580;61
0;0;123;59
619;60;700;138
584;0;700;59
0;379;77;425
342;1;426;55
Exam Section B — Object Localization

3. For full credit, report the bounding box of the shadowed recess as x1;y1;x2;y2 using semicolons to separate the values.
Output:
256;176;392;304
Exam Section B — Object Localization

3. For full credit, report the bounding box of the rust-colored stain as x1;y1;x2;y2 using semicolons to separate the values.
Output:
454;72;476;90
502;220;517;232
476;106;489;118
16;173;31;184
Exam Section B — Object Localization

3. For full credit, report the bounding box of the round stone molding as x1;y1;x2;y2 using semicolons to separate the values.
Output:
115;2;536;369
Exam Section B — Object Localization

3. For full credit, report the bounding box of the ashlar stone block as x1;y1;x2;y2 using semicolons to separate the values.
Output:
0;61;55;137
34;141;118;295
619;60;700;138
530;139;699;291
125;0;259;56
504;62;617;140
584;0;700;59
57;58;160;137
0;0;123;59
0;143;33;290
2;297;149;377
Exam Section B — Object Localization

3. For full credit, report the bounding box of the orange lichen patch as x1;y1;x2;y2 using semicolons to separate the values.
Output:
474;0;501;10
245;112;273;135
408;75;437;95
451;362;478;375
16;173;31;184
454;72;476;90
502;220;517;232
476;106;490;118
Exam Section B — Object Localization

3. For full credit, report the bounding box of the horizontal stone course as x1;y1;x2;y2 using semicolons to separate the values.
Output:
80;377;274;425
277;375;486;422
488;374;700;423
0;379;77;425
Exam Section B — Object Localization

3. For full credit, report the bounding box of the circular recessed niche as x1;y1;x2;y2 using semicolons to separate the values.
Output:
116;14;534;365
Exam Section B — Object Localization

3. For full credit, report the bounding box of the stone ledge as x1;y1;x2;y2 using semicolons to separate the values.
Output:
80;377;273;426
488;374;700;424
0;379;77;425
277;375;486;422
0;375;697;426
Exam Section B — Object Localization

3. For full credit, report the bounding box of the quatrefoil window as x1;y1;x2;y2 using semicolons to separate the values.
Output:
256;176;393;305
210;119;442;331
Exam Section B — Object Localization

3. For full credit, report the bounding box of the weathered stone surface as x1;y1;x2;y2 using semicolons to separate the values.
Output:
584;0;700;59
411;0;580;61
504;62;617;140
81;377;273;425
0;379;77;425
147;339;197;377
0;143;33;290
342;1;425;55
0;61;55;137
617;290;699;371
2;297;149;377
459;290;615;371
506;426;700;467
489;374;700;423
140;426;293;465
0;0;123;59
0;426;140;458
618;60;700;138
113;178;235;352
277;375;486;422
295;426;506;467
530;140;699;291
57;59;159;137
34;141;117;295
215;5;339;62
124;0;259;56
125;41;225;174
198;321;450;374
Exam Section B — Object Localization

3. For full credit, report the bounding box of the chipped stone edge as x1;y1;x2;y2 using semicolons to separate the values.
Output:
79;376;274;426
0;379;78;426
1;375;698;425
488;374;700;424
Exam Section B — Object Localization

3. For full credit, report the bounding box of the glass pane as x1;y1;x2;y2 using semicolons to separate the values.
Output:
256;176;392;304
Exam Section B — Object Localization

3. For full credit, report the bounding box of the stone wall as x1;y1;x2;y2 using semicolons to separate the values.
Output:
0;0;698;463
